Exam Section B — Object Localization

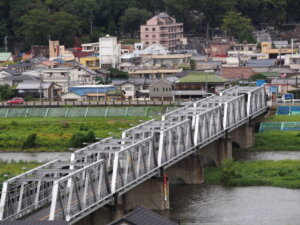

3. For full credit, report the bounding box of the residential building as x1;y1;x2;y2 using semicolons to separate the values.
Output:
149;78;174;100
80;56;100;70
143;54;192;69
284;54;300;70
61;85;122;101
261;42;298;59
227;43;268;61
208;37;233;58
8;62;34;72
16;82;62;100
35;61;59;69
40;65;97;92
0;52;13;63
99;35;121;68
108;206;177;225
49;40;74;61
81;42;99;52
175;71;229;97
128;68;182;79
140;12;186;51
112;77;158;99
0;69;21;80
2;74;41;86
221;67;254;80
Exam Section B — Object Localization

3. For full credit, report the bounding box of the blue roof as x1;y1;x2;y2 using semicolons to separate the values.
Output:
69;86;117;96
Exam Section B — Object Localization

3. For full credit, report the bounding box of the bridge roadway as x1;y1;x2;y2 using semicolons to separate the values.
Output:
0;86;268;224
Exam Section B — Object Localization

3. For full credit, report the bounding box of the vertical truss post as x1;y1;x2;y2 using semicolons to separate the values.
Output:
0;181;8;220
158;131;165;167
49;181;59;220
111;152;119;193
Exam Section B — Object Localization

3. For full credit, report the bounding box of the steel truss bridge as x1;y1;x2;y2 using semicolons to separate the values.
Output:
0;86;268;224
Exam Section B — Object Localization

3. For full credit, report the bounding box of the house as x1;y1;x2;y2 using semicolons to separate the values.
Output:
208;37;233;58
284;54;300;70
61;85;122;101
108;206;177;225
143;54;192;69
40;65;97;91
0;68;22;80
49;40;74;61
80;56;100;70
245;59;276;68
221;67;254;80
81;42;99;52
128;68;182;79
149;78;174;100
261;41;297;59
16;81;62;100
35;61;59;69
112;77;158;99
140;12;186;51
175;71;229;97
0;52;13;63
8;62;35;72
2;74;41;86
99;35;121;68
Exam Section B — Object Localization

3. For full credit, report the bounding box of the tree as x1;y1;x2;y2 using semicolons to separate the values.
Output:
108;67;128;79
0;84;17;100
119;8;152;37
222;12;255;43
16;8;51;49
249;73;267;81
107;20;117;36
49;11;81;47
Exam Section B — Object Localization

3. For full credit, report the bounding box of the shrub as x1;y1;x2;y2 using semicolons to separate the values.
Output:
69;133;86;148
79;124;89;131
85;131;96;143
10;121;18;126
22;134;37;149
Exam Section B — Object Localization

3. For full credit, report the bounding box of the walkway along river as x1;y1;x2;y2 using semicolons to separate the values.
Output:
168;151;300;225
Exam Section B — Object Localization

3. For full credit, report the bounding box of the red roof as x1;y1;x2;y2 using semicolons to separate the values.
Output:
221;67;254;80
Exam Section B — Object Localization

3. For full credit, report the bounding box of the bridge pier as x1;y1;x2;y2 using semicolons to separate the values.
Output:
230;124;255;149
165;155;204;184
201;137;232;166
123;177;169;211
74;205;123;225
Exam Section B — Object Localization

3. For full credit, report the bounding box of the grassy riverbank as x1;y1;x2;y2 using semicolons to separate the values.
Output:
0;161;40;189
252;131;300;151
0;117;148;152
250;114;300;151
205;160;300;188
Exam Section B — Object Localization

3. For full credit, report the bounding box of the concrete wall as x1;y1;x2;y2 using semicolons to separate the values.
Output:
230;124;255;149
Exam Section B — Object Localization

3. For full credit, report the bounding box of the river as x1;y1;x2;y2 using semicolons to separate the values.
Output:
168;151;300;225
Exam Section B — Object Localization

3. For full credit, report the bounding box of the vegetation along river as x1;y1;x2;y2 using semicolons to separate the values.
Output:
168;151;300;225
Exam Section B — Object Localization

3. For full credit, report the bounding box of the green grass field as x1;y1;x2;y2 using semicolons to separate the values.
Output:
265;115;300;122
0;117;149;152
0;161;41;190
205;160;300;188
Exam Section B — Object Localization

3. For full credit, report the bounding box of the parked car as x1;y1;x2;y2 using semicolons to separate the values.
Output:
6;97;24;104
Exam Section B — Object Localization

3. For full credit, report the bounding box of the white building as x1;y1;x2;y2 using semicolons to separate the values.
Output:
82;42;99;52
99;35;121;68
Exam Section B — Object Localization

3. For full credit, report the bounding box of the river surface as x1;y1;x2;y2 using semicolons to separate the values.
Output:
168;151;300;225
169;185;300;225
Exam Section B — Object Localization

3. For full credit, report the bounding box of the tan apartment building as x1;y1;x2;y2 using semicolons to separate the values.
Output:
140;12;186;52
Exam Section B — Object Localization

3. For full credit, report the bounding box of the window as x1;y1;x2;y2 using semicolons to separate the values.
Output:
145;28;148;31
163;88;165;92
146;42;149;45
125;87;132;91
146;35;149;38
61;72;65;76
153;42;156;44
152;35;156;38
152;28;156;31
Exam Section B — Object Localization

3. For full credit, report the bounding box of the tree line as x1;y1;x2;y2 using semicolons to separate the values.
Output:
0;0;299;51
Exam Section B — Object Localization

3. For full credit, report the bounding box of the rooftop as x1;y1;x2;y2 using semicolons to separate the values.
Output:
178;72;229;83
108;206;177;225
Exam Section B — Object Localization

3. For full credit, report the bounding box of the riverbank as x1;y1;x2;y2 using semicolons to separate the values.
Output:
205;160;300;188
0;161;40;188
0;117;148;152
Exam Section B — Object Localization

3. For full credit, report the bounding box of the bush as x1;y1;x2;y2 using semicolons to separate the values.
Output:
79;124;89;131
22;134;37;149
69;133;86;148
85;131;96;143
10;121;18;126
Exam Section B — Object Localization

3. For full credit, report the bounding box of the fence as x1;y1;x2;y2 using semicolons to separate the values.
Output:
0;106;178;118
259;122;300;132
277;106;300;115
